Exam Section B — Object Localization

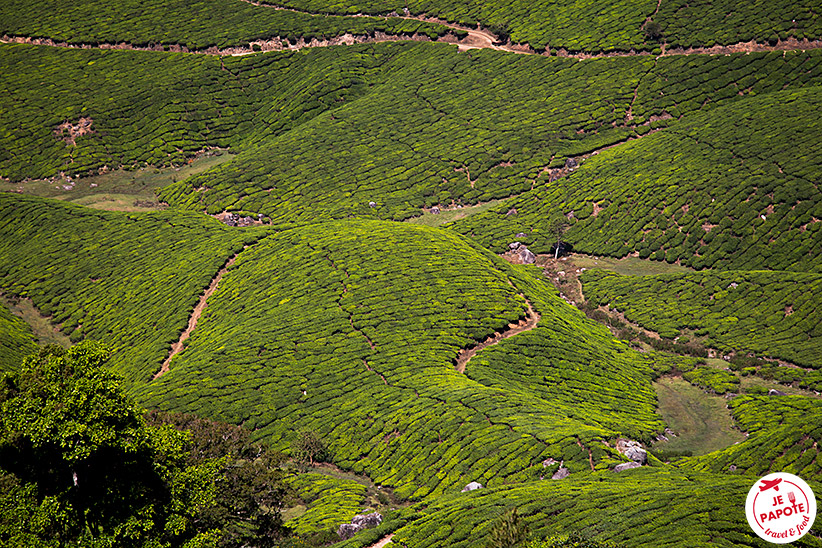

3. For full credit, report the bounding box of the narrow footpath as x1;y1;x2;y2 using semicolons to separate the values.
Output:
455;297;540;373
153;250;243;379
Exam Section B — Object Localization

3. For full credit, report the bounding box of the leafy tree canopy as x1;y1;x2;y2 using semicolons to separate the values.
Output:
0;342;221;548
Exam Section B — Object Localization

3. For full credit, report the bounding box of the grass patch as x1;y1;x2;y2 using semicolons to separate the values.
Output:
652;376;745;457
0;294;71;348
0;151;234;211
571;254;694;276
407;200;506;227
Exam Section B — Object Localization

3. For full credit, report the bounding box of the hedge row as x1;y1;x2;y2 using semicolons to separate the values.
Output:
386;469;798;547
683;395;822;478
159;48;822;226
0;194;257;384
454;83;822;273
0;42;411;181
0;0;448;51
0;303;38;371
581;269;822;369
285;472;367;534
262;0;822;53
134;219;662;499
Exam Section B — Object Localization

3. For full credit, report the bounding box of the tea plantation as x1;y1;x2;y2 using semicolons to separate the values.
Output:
261;0;822;52
0;303;38;371
0;194;258;384
581;269;822;369
2;0;822;545
159;48;822;225
683;395;822;478
384;469;821;547
0;0;448;50
455;84;822;272
133;219;669;499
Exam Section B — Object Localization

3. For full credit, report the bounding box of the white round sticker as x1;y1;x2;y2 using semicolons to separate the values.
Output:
746;472;817;544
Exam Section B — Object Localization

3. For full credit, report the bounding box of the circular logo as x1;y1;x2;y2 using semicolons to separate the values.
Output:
746;472;817;544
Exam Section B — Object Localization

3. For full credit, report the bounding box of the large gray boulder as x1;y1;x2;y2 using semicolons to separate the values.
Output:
338;512;382;539
461;481;483;492
551;467;570;480
613;461;642;473
338;523;361;540
352;512;382;528
616;439;647;464
519;247;536;264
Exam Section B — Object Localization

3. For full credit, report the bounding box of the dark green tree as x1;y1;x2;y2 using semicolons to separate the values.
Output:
0;342;221;548
290;430;328;471
147;411;293;548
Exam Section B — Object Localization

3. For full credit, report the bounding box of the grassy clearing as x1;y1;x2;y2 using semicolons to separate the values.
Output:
0;294;71;348
571;254;694;276
0;152;233;211
652;376;745;456
406;200;506;227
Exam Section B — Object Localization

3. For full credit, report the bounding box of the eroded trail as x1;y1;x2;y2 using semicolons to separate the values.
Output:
455;297;540;373
153;250;243;379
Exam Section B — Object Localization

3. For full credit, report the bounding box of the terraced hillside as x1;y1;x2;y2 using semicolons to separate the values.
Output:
582;269;822;369
455;85;822;272
134;219;665;499
2;1;822;546
378;470;812;547
0;303;38;371
0;0;449;50
263;0;822;53
683;395;822;478
0;194;257;384
160;49;822;224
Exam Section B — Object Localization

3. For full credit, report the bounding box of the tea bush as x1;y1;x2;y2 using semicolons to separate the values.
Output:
581;269;822;369
455;82;822;273
0;0;448;51
0;194;257;384
0;304;38;371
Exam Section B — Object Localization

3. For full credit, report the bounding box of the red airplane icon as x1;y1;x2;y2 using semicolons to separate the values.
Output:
759;478;783;492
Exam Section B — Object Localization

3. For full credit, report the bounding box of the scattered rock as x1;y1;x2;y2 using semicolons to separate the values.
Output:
768;389;787;396
551;467;570;480
369;201;377;208
506;208;518;216
616;439;647;464
565;158;577;169
518;247;536;264
337;513;383;539
515;232;527;238
461;481;483;492
509;242;522;250
431;206;440;214
613;461;642;472
542;458;558;468
728;282;739;289
338;523;360;540
352;512;383;529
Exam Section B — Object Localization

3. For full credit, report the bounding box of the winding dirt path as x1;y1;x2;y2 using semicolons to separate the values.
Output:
4;7;821;59
455;297;540;373
366;534;395;548
153;250;242;379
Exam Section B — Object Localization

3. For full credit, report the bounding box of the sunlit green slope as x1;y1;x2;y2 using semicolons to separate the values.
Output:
454;85;822;272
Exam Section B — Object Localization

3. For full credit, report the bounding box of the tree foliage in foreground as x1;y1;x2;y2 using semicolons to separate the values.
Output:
0;342;221;548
